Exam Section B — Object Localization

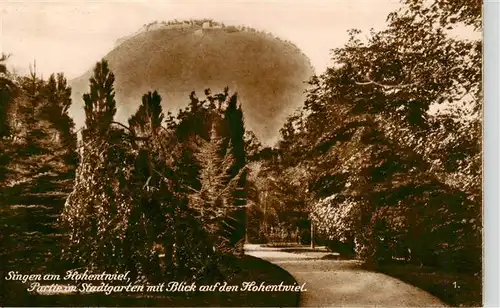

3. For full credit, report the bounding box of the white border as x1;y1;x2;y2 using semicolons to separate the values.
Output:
483;1;500;306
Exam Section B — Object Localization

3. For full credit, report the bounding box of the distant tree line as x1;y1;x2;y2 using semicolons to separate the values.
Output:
136;19;308;61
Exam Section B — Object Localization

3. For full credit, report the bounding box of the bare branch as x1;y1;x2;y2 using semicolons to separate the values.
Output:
213;164;249;202
355;61;423;89
355;77;418;89
111;121;133;132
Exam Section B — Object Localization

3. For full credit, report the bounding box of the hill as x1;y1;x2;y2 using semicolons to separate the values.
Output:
68;20;315;145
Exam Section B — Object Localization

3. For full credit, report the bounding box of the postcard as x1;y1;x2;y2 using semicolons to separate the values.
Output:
0;1;483;306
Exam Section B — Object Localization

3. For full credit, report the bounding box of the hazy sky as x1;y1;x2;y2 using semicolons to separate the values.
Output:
2;0;404;79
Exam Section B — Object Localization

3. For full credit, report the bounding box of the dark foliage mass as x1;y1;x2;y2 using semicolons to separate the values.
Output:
246;1;481;305
61;60;248;284
1;51;252;304
0;56;79;305
0;56;77;195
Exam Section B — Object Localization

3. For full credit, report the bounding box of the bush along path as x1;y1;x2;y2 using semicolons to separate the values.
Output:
245;244;446;307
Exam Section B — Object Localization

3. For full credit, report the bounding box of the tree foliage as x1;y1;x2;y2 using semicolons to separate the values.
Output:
0;54;16;184
0;54;16;139
82;60;117;141
265;0;481;272
0;59;77;192
62;60;249;283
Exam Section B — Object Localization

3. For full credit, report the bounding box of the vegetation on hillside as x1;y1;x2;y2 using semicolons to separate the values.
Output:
136;19;305;51
70;20;314;145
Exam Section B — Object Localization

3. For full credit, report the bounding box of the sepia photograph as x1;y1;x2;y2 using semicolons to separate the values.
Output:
0;0;483;306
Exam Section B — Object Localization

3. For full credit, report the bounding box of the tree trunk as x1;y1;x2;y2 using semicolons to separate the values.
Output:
310;220;315;249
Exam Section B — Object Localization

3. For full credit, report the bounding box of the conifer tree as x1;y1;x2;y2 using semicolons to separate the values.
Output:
17;68;49;158
43;73;78;169
0;54;15;139
191;126;237;251
9;67;72;184
82;60;117;141
0;54;15;184
221;94;247;248
129;91;164;138
1;58;76;197
62;60;132;272
126;90;182;280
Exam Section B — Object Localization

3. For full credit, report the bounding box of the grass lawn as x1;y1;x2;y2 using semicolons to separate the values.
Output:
374;263;482;307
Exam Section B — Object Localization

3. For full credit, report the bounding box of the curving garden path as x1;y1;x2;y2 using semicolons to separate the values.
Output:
245;244;446;307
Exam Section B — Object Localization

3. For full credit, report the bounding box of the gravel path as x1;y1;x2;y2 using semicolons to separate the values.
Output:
245;244;446;307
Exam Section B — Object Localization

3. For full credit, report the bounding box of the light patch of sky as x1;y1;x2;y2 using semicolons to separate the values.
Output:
2;0;404;79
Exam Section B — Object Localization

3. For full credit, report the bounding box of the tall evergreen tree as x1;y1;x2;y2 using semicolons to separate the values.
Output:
1;59;76;199
191;126;238;251
62;60;132;272
42;73;78;168
0;54;16;185
16;68;49;158
0;54;15;139
125;90;174;281
165;88;248;249
8;67;71;183
129;91;164;138
221;94;247;248
82;60;117;141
